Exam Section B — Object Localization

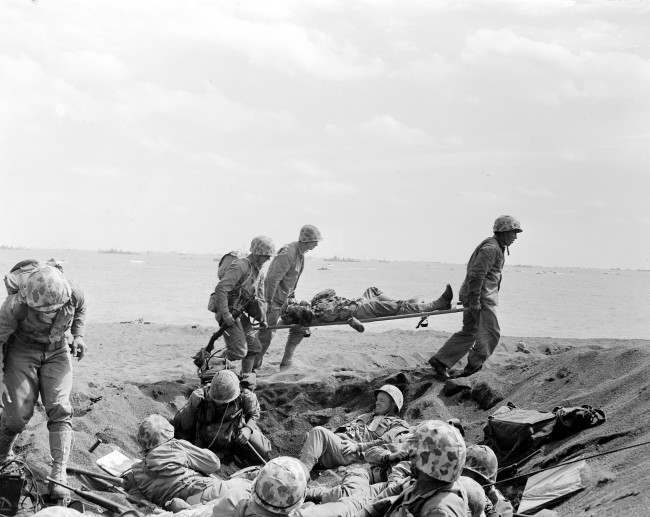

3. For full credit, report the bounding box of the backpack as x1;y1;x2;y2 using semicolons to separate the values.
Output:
552;405;606;438
482;404;557;464
207;251;244;313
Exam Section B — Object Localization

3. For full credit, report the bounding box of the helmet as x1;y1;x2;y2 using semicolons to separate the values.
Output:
310;288;336;305
34;507;84;517
493;215;523;233
375;384;404;412
410;420;466;482
208;369;241;404
464;445;498;483
21;265;72;312
252;456;308;514
298;225;322;243
250;236;275;256
136;414;174;452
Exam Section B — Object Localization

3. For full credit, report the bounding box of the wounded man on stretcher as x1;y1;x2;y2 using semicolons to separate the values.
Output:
281;284;453;332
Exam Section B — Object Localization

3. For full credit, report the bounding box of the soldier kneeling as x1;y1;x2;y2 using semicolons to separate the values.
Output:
173;370;271;466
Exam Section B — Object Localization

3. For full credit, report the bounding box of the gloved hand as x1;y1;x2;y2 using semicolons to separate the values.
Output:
69;336;87;361
235;426;253;445
340;440;360;456
222;312;236;327
468;301;481;315
258;320;268;330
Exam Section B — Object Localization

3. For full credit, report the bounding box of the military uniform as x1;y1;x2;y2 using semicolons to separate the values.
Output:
213;257;266;362
0;263;86;498
432;236;505;372
300;412;410;472
257;242;307;368
173;385;271;465
310;285;452;323
124;437;251;506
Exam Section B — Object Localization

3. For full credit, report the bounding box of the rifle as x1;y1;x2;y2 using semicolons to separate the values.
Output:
47;477;139;515
204;292;256;354
67;465;124;485
66;466;160;513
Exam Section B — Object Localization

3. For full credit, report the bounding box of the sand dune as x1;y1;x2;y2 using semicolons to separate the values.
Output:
9;323;650;516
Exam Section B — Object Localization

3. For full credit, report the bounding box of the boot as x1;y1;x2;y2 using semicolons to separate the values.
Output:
0;427;18;462
428;356;450;381
423;284;453;311
48;423;73;501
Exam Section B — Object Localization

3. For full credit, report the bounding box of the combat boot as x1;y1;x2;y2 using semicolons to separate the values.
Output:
423;284;453;311
0;427;18;463
48;423;73;501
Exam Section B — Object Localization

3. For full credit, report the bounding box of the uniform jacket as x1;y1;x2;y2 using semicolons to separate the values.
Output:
173;387;261;451
458;237;505;308
0;286;86;363
364;476;470;517
336;412;410;452
214;257;266;322
123;438;222;506
264;242;304;307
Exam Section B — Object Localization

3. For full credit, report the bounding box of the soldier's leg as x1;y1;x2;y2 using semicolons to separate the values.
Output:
279;325;306;369
255;305;282;369
0;343;40;460
300;427;357;473
241;318;261;374
307;465;374;504
430;309;480;369
466;306;500;372
222;320;248;362
40;346;74;499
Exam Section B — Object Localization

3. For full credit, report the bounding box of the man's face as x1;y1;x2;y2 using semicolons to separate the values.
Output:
303;241;319;252
252;255;271;268
502;230;519;246
374;391;394;415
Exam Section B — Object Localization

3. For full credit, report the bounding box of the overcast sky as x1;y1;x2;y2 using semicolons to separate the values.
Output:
1;0;648;269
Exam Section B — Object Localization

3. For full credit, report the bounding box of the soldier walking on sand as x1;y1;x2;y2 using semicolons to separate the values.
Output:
429;216;523;380
0;261;87;501
210;236;275;375
255;224;322;370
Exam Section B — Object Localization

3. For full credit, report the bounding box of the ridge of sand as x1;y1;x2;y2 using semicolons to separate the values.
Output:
9;322;650;516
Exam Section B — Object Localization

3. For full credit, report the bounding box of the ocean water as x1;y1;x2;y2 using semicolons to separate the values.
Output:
0;249;648;339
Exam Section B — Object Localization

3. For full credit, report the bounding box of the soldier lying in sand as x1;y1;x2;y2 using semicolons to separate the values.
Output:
281;284;453;332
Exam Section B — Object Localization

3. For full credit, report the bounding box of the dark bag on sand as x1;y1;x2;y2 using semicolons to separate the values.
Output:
552;405;606;438
482;404;557;464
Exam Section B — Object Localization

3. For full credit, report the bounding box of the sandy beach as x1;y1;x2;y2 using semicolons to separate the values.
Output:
10;322;650;516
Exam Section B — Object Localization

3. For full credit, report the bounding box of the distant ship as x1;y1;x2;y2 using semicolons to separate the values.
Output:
318;264;332;270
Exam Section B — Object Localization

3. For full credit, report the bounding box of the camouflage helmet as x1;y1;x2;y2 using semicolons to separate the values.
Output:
250;236;275;256
463;444;499;483
208;369;241;404
375;384;404;412
410;420;466;482
252;456;308;514
298;224;322;243
493;215;523;233
136;414;174;452
34;507;84;517
21;265;72;312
